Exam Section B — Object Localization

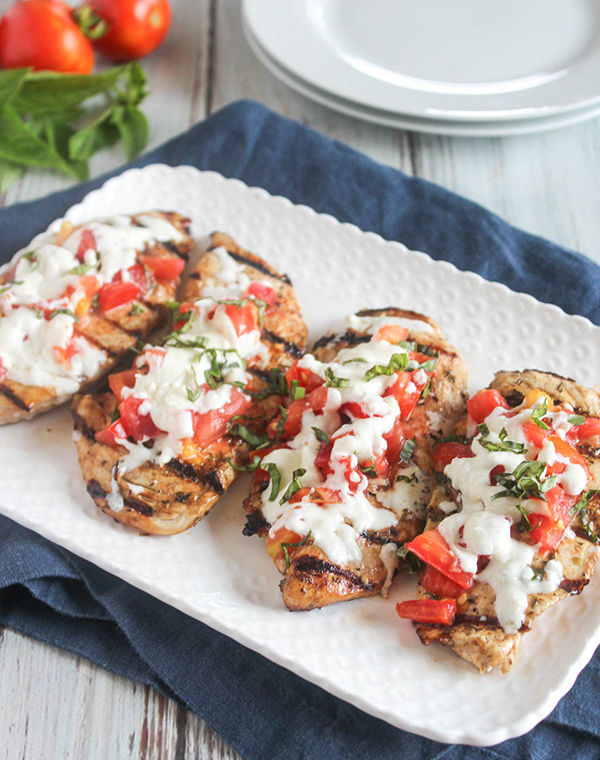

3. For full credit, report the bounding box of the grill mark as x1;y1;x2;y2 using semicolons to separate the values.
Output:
175;492;191;503
502;390;525;408
167;458;203;483
0;383;31;411
204;470;225;495
209;247;291;284
188;272;201;280
72;410;97;441
292;555;375;591
80;332;118;359
248;367;271;381
87;479;108;500
313;330;371;349
161;241;188;259
123;496;154;516
243;510;268;536
559;577;589;595
261;329;303;358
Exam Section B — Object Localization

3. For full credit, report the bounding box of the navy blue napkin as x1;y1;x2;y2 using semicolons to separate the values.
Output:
1;100;600;760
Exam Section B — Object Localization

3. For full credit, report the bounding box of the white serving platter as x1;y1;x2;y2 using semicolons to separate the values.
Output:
1;165;600;747
244;0;600;122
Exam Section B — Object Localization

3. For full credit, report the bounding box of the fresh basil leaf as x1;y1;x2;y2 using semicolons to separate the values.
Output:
478;424;526;454
359;458;377;475
396;471;418;484
396;546;423;573
365;352;408;381
48;308;78;322
227;422;268;449
281;530;312;570
67;262;98;276
263;462;282;502
111;104;149;161
128;303;143;316
400;438;416;464
325;367;350;388
567;414;585;426
417;357;438;372
290;379;306;401
311;427;330;445
279;468;307;505
531;400;550;430
226;455;262;473
69;105;120;162
0;157;24;192
0;68;29;109
342;357;367;364
569;489;600;544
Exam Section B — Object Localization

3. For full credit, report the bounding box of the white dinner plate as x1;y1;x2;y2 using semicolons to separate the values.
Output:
244;20;600;137
243;0;600;122
2;165;600;746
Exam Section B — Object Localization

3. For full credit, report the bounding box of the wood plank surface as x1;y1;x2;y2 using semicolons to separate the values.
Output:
1;0;600;758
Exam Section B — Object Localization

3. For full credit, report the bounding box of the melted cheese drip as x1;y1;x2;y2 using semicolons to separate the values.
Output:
0;214;183;393
439;397;587;633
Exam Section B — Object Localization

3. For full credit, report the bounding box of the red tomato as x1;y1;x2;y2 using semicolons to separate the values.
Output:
315;441;333;479
339;401;368;420
140;255;185;282
76;229;97;261
306;385;329;414
95;418;128;446
522;420;549;449
419;566;464;599
383;417;413;465
118;396;161;441
85;0;171;61
396;599;457;626
98;281;140;312
466;389;509;424
289;487;342;504
0;0;94;72
0;358;6;383
375;324;408;344
108;369;137;401
384;371;423;420
432;441;474;472
285;361;324;394
267;398;309;441
247;281;276;306
114;263;150;293
192;388;252;447
405;530;474;589
223;302;257;336
527;486;578;556
265;526;302;562
568;416;600;443
173;302;192;331
548;434;589;472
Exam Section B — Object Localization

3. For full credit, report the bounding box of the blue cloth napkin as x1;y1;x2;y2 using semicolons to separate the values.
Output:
1;100;600;760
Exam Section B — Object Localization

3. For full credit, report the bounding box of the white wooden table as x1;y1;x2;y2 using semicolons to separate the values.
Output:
2;2;600;758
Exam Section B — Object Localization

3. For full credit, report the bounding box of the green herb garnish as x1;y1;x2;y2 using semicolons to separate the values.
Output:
364;352;408;381
290;379;306;401
531;399;550;430
400;438;416;464
477;424;526;454
567;414;585;426
312;427;330;445
279;468;307;505
325;367;350;388
281;530;312;570
396;546;423;573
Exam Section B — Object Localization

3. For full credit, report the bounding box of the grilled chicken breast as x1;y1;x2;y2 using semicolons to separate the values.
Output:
410;370;600;673
243;308;467;610
0;211;193;425
72;232;308;534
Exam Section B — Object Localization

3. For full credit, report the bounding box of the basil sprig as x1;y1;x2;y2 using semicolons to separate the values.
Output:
477;424;526;454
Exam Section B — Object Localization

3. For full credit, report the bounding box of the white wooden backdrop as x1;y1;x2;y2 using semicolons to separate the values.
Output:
2;1;600;758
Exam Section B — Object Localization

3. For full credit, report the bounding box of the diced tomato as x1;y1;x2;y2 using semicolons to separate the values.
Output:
289;487;342;504
247;281;276;306
339;401;368;420
266;526;303;562
192;388;252;447
433;442;474;472
527;486;579;556
307;385;329;414
98;281;140;313
376;324;408;344
134;346;167;371
267;397;310;441
109;369;138;401
173;302;192;331
384;371;423;420
567;416;600;443
64;275;100;318
76;229;96;261
339;454;361;493
315;441;334;479
489;464;505;485
222;302;258;336
140;255;185;282
285;360;324;394
522;420;549;449
466;389;510;424
360;451;389;478
383;417;413;465
95;418;129;447
396;599;457;626
254;467;272;488
548;434;589;472
419;566;465;599
0;358;6;383
405;530;474;589
118;396;161;441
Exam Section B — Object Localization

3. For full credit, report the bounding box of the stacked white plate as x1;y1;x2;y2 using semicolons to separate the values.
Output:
243;0;600;137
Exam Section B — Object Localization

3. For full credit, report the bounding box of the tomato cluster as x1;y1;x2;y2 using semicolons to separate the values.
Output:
0;0;171;73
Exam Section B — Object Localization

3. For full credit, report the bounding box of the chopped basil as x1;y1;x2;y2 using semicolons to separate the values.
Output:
396;471;418;484
290;379;306;401
359;457;377;475
67;262;98;275
226;455;262;473
531;400;550;430
227;422;268;449
530;566;545;581
364;352;408;381
417;357;438;372
92;293;100;309
279;467;307;505
398;341;438;357
420;379;432;399
433;434;466;445
396;546;423;573
251;297;266;324
110;403;120;423
33;307;44;320
342;357;367;364
325;367;350;388
567;414;585;426
250;368;287;400
281;530;312;571
492;460;556;507
312;427;330;445
477;424;526;454
48;308;78;322
163;334;208;349
128;303;143;315
515;504;534;533
569;489;599;544
400;438;416;464
186;385;201;402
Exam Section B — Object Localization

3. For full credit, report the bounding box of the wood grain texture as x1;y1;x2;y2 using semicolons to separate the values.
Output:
2;0;600;757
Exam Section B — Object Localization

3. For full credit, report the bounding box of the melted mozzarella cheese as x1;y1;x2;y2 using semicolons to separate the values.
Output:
376;465;430;520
